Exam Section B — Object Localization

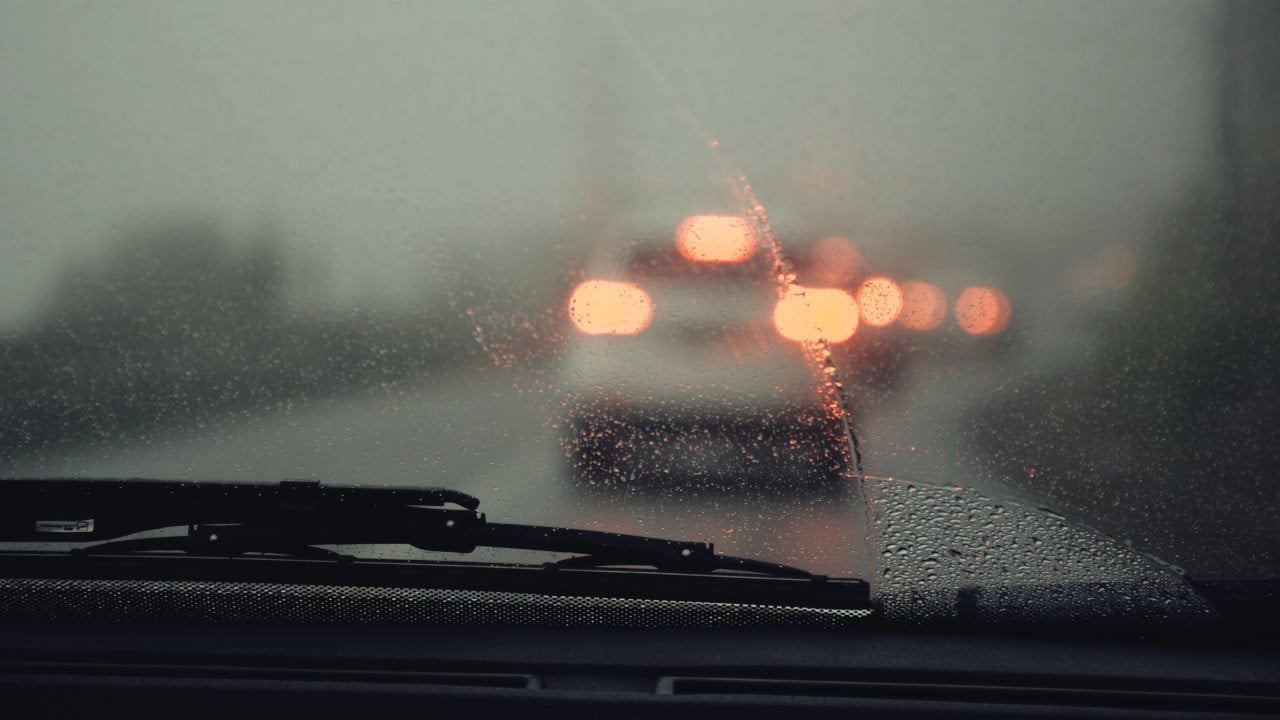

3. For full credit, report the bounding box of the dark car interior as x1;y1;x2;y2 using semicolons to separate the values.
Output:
2;557;1277;720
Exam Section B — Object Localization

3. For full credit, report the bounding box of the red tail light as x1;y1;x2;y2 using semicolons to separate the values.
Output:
773;286;859;344
956;286;1012;336
898;281;947;331
568;280;655;335
675;215;757;263
856;277;904;327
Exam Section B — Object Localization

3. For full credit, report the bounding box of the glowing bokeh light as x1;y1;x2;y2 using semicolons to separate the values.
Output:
856;277;904;327
898;281;947;330
773;286;859;343
675;215;757;263
808;236;866;286
955;286;1012;336
568;280;654;335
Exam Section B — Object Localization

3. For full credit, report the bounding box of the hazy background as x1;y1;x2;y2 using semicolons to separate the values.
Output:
1;0;1212;327
2;1;1276;578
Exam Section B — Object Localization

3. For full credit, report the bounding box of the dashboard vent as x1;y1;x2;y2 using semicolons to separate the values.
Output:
655;676;1280;715
0;661;539;689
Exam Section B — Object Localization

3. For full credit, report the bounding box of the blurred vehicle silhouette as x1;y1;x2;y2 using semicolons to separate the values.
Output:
557;212;856;489
555;212;1021;490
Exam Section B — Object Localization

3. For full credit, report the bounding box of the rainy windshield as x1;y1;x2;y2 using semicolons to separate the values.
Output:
1;1;1276;586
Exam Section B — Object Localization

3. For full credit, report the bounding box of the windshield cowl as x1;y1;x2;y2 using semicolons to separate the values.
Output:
866;476;1218;629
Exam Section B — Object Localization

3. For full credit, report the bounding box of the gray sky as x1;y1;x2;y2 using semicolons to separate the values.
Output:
1;0;1214;330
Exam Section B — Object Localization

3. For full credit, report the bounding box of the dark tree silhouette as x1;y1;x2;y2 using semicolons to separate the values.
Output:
0;215;474;459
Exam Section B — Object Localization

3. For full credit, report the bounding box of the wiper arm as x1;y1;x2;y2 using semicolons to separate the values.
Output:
0;479;822;580
0;477;479;537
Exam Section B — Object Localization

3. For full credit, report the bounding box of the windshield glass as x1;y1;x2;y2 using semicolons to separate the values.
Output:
1;0;1275;586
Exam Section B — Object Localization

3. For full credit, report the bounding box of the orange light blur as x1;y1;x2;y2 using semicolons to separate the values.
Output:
856;277;903;327
773;286;859;343
955;286;1012;336
675;215;757;263
808;236;866;286
568;280;654;335
898;281;947;331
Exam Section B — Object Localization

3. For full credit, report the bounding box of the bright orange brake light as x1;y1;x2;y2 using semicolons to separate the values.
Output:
773;286;859;343
955;286;1012;336
856;277;903;327
898;281;947;331
568;280;654;335
675;215;757;263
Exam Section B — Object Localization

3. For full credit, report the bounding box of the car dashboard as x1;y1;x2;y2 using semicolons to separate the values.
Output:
1;560;1277;720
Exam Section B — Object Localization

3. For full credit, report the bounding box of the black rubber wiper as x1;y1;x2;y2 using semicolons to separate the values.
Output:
0;478;831;581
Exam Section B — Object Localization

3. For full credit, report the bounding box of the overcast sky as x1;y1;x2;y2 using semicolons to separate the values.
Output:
0;0;1214;330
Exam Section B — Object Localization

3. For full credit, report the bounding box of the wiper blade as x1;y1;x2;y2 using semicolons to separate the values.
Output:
0;479;834;582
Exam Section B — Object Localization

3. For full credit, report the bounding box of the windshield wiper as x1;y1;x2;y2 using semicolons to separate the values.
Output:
0;478;841;582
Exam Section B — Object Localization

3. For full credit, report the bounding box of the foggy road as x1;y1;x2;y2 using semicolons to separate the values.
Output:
2;0;1274;585
9;353;1271;579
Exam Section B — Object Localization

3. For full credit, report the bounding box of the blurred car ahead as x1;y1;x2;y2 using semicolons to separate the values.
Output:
557;212;861;490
